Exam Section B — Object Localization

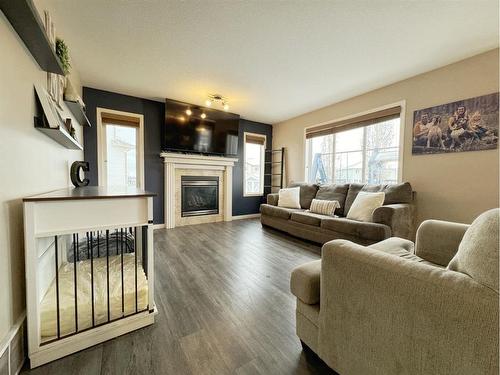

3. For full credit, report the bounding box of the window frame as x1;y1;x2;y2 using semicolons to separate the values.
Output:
243;132;267;197
97;107;145;189
303;101;406;184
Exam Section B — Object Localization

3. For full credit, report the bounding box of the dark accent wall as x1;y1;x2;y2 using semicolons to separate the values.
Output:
232;119;273;216
83;87;272;223
83;87;164;224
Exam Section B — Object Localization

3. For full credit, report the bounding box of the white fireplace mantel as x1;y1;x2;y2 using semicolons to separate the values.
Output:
161;152;238;228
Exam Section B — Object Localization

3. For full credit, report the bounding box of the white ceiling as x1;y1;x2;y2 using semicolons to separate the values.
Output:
46;0;498;124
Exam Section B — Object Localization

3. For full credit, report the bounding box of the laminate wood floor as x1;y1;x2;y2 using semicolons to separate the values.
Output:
22;219;336;375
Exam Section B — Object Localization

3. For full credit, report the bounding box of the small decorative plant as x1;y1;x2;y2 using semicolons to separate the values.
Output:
55;38;71;75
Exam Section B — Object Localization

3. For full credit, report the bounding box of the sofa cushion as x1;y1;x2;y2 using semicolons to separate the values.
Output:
290;212;327;227
288;182;319;209
277;187;301;209
344;182;414;213
266;193;279;206
382;182;413;204
448;208;499;292
346;191;385;222
290;260;321;304
369;237;442;267
321;217;391;241
315;184;349;215
369;237;414;253
260;204;302;219
309;199;340;216
344;183;364;216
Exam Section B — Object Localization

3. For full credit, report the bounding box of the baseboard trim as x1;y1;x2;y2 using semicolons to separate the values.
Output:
232;213;261;220
0;312;26;375
153;223;166;230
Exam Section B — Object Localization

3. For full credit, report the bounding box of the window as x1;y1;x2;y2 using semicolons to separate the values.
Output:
244;133;266;196
97;108;144;188
306;108;401;185
105;124;138;187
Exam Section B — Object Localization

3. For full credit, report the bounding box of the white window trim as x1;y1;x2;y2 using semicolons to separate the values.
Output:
96;107;145;189
303;100;406;183
243;132;267;197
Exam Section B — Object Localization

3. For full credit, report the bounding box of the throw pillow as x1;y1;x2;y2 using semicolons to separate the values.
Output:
346;191;385;222
447;208;499;293
309;199;340;216
278;187;301;209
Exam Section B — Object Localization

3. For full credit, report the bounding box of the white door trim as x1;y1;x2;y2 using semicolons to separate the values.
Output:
96;107;145;189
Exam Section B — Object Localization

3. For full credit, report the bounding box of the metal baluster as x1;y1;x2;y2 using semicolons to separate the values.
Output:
97;231;100;258
106;230;110;322
120;228;124;316
90;231;95;327
86;232;90;259
134;227;138;313
54;236;61;339
73;234;78;333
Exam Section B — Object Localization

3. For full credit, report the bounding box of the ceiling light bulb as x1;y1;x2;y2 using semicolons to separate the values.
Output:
205;100;212;107
201;113;206;119
186;109;192;116
223;103;229;111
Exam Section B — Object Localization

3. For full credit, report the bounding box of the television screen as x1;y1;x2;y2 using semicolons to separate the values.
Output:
163;99;239;156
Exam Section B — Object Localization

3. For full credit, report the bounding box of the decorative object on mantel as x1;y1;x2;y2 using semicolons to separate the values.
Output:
412;92;499;155
205;93;230;111
70;161;90;187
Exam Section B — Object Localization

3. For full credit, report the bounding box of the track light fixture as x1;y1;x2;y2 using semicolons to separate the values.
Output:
206;94;229;111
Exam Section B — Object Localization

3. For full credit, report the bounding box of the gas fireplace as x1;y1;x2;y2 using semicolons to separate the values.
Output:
181;176;219;217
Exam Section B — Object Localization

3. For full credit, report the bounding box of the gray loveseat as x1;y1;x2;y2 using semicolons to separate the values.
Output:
260;182;415;245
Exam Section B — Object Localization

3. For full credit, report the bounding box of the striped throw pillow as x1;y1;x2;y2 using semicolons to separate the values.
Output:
309;199;340;216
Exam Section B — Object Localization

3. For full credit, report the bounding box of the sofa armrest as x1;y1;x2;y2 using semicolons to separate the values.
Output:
372;203;415;240
319;240;498;374
267;193;279;206
290;260;321;305
415;219;469;266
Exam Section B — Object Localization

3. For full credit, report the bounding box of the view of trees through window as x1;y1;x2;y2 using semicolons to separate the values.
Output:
306;117;400;185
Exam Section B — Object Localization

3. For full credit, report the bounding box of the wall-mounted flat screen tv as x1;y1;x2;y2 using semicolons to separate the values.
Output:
163;99;239;156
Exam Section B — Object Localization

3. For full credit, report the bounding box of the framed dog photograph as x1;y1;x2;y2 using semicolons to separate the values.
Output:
412;92;499;155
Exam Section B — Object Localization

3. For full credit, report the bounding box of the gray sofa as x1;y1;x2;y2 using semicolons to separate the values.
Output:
260;182;415;245
290;209;499;374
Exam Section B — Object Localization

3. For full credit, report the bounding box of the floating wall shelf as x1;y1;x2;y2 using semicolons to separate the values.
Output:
64;100;92;127
35;124;83;150
0;0;65;75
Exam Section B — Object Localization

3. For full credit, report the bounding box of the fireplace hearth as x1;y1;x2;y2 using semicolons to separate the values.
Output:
181;176;219;217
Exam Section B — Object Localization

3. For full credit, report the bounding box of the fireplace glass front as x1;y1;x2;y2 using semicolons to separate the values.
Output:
181;176;219;217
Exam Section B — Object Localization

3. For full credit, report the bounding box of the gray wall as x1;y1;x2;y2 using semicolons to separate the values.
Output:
232;119;273;216
83;87;164;224
83;87;272;223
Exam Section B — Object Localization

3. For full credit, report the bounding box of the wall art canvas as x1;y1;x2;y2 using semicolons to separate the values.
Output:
412;92;498;154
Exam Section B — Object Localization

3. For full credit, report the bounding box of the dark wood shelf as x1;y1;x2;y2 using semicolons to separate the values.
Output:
64;100;92;127
0;0;65;75
35;125;83;150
